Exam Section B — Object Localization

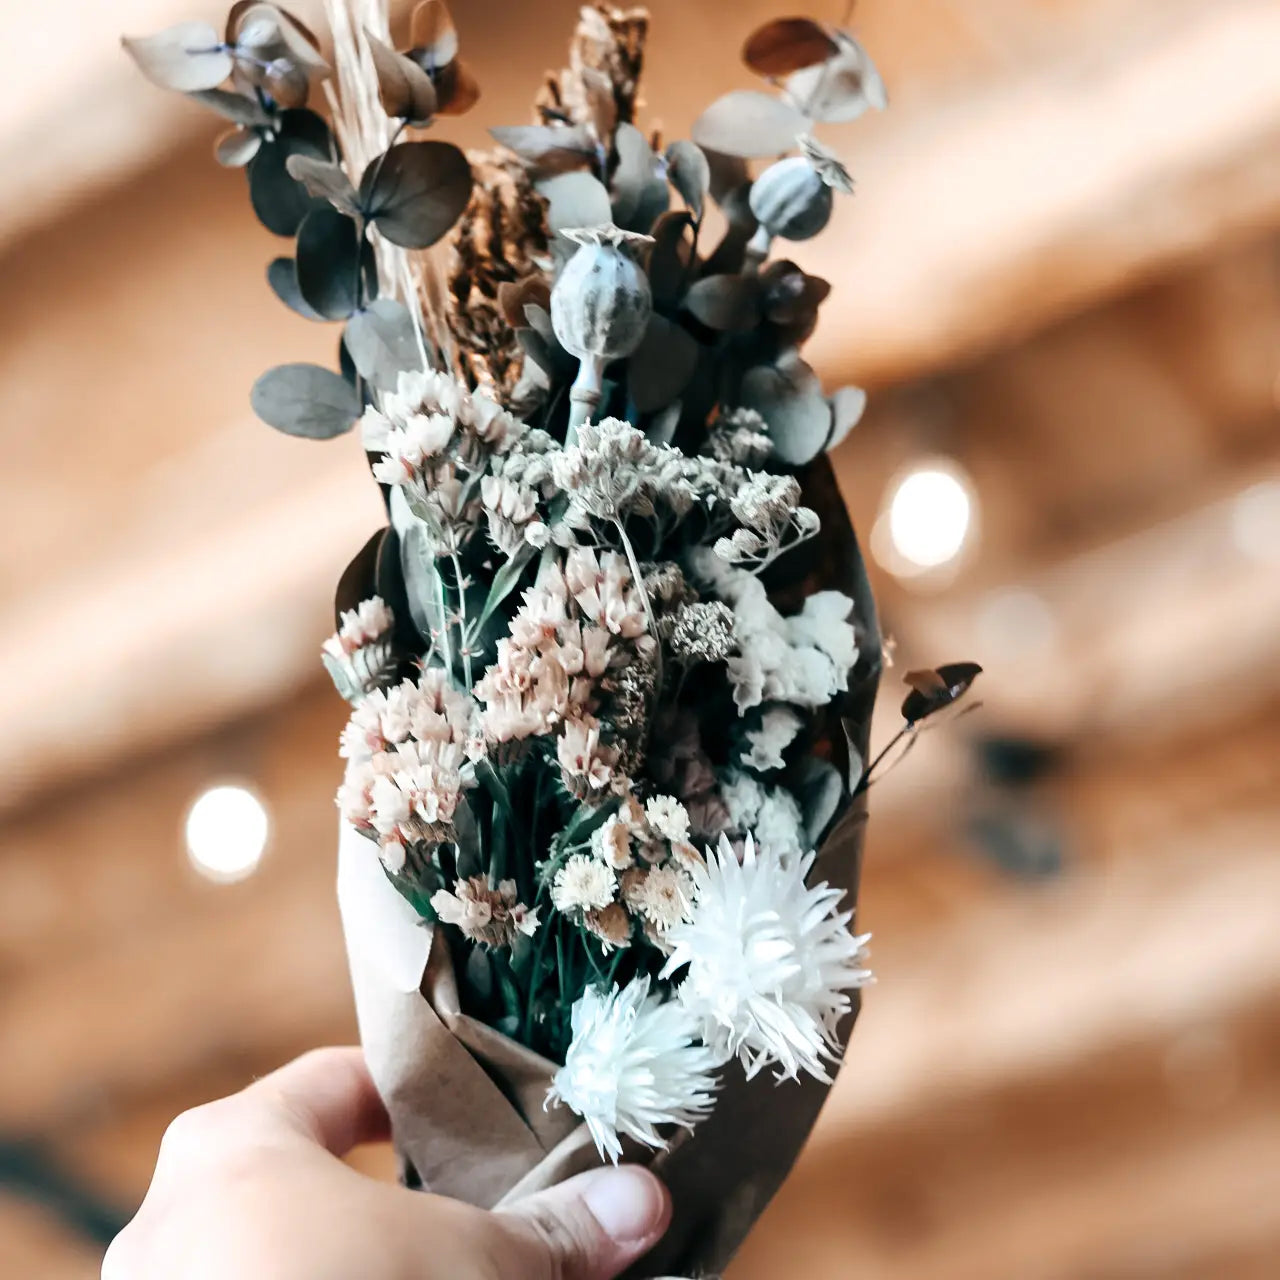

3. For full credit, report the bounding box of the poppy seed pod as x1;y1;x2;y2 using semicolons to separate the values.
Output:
749;156;834;243
551;225;654;438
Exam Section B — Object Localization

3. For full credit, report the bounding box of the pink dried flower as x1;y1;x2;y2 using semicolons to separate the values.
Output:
431;876;540;948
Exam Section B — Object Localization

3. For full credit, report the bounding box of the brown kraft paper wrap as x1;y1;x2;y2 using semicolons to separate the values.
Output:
337;457;882;1278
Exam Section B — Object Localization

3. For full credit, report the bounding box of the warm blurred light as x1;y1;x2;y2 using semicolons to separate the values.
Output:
185;785;269;882
975;587;1057;663
886;463;974;571
1230;479;1280;562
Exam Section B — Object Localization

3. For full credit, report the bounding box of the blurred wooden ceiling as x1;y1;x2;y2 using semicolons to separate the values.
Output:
1;0;1279;1276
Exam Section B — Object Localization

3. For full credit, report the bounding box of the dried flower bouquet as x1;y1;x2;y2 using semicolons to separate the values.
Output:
122;3;976;1274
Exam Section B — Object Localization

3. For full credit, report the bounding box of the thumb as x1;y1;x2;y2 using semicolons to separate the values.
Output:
494;1165;671;1280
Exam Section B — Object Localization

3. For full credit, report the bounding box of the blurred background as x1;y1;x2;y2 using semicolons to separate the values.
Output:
3;0;1280;1275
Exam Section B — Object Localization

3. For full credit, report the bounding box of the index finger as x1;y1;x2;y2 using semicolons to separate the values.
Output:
246;1047;391;1156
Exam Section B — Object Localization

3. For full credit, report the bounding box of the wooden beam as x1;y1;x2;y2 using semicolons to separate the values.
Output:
806;0;1280;385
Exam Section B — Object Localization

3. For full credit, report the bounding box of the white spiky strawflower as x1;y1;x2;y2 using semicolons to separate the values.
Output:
547;976;720;1162
663;833;872;1082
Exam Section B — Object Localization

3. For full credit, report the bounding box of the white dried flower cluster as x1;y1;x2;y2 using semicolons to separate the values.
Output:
431;876;540;948
362;369;526;556
664;834;872;1081
548;977;719;1163
713;471;820;570
473;548;652;801
337;668;481;871
693;549;857;713
322;596;397;703
703;408;774;468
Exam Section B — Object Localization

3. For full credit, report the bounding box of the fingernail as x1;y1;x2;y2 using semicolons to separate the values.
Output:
579;1165;667;1244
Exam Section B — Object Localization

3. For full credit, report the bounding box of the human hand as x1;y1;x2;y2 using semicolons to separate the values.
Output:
103;1047;671;1280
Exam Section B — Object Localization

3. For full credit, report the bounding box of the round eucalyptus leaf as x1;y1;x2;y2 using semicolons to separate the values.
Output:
791;756;843;846
539;171;613;239
360;141;473;249
122;22;233;92
247;114;331;236
365;29;438;123
189;87;272;126
296;206;363;320
285;154;358;213
691;90;807;159
629;314;699;413
611;123;654;227
345;299;425;390
740;357;832;466
491;125;596;175
684;274;762;332
214;125;261;168
251;363;361;438
827;385;867;451
664;140;711;219
786;32;887;123
266;256;324;320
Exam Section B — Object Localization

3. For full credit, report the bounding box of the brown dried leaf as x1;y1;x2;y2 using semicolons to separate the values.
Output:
498;277;552;329
684;274;762;332
365;29;438;123
742;17;839;77
121;23;232;93
691;90;807;160
434;59;481;115
410;0;460;69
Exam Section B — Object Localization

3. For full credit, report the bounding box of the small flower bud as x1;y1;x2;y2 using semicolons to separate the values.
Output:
749;156;834;243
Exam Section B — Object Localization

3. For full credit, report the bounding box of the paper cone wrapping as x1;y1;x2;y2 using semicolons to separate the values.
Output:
337;458;881;1278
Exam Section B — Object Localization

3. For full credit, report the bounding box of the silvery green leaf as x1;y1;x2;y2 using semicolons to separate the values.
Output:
251;363;360;438
360;141;473;249
538;171;612;238
646;399;682;446
684;274;762;332
122;23;233;92
740;356;832;466
296;206;363;319
190;87;272;126
492;125;596;173
214;126;261;168
267;257;324;321
285;154;359;213
399;519;449;645
345;299;425;389
842;719;865;792
321;649;364;703
664;140;711;219
629;313;699;412
827;385;867;450
691;90;807;159
611;123;654;227
792;756;843;845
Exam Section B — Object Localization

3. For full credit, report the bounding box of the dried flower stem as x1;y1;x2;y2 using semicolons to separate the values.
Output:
449;550;474;688
612;517;663;701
